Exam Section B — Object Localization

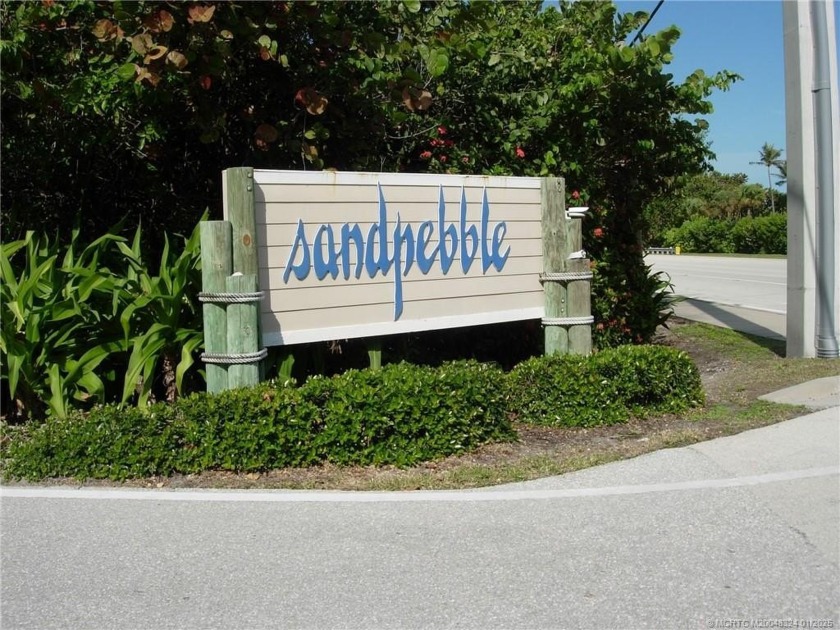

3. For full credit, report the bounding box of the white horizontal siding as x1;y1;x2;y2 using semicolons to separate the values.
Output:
250;170;545;346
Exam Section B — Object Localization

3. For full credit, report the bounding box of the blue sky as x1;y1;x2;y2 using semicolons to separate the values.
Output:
613;0;839;187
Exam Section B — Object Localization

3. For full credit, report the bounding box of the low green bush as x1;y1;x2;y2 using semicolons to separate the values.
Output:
663;214;786;255
508;345;703;427
2;361;515;480
2;347;703;481
663;216;734;253
508;354;626;426
590;345;705;414
729;214;786;255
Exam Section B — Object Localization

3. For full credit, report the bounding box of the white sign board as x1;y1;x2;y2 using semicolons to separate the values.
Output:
248;170;544;346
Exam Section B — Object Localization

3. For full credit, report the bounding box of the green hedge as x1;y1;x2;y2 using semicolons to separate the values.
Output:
508;345;703;427
2;347;703;481
3;361;515;480
663;214;786;255
729;214;787;254
663;217;734;254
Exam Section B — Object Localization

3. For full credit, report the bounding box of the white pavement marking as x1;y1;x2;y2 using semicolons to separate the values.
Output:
2;466;836;504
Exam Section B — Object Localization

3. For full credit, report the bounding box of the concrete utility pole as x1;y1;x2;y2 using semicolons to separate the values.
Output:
782;0;840;358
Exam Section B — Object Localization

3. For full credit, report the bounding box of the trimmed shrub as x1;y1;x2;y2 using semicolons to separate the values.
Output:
508;345;703;427
590;345;704;414
2;348;704;481
2;361;515;480
508;354;626;426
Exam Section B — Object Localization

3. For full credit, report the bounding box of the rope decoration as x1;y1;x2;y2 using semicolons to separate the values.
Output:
541;316;595;327
539;272;593;283
201;349;268;365
198;291;265;304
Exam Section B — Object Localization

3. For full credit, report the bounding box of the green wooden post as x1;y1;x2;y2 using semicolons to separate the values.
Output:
367;338;382;370
225;273;261;388
200;221;232;393
224;166;264;379
566;217;593;355
224;167;258;276
542;177;568;355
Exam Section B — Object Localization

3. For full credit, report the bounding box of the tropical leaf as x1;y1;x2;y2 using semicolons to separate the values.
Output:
175;335;204;394
123;327;170;407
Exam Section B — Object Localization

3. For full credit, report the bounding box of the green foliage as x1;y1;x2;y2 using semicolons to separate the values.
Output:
117;220;204;406
591;345;705;413
590;254;680;347
0;223;204;419
3;361;516;479
299;361;513;466
729;214;787;255
508;354;626;427
3;349;704;481
0;0;466;243
644;171;785;245
1;0;739;347
508;345;703;427
664;216;734;253
0;230;126;419
663;214;786;255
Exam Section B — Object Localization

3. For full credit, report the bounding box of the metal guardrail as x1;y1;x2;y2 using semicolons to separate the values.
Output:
645;247;676;255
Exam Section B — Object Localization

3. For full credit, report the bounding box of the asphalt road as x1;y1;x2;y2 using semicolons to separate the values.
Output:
647;255;787;339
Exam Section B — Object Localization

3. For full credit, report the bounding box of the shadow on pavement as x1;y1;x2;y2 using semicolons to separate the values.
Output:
679;299;786;358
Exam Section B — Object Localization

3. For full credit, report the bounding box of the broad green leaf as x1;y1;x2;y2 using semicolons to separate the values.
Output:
402;0;421;13
175;335;203;394
427;49;449;78
122;325;169;405
4;350;23;397
74;370;105;401
76;271;115;302
50;300;82;322
117;62;136;81
67;341;123;382
46;364;68;418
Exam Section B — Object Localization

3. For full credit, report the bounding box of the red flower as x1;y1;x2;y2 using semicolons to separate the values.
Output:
437;125;448;136
571;190;580;200
420;150;432;160
200;75;212;90
461;156;470;164
515;147;525;158
439;155;448;163
593;227;604;238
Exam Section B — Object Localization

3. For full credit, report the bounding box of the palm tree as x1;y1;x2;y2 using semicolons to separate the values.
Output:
750;143;783;212
774;161;787;187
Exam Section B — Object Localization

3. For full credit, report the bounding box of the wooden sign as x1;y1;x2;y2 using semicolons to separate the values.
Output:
240;170;545;346
200;168;591;392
